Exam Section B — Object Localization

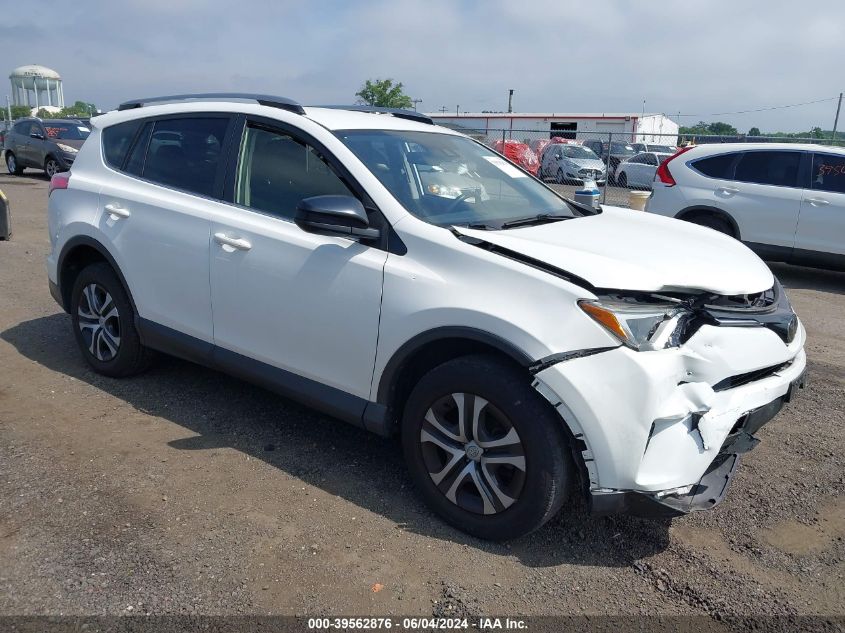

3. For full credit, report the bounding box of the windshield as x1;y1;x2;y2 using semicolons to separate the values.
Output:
337;130;577;228
43;122;90;140
559;145;598;160
650;145;676;153
610;142;635;156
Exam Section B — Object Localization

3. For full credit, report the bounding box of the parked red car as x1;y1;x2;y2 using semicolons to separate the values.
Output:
492;139;539;175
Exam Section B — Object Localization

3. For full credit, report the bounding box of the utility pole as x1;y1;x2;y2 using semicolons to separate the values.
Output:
6;96;12;129
507;89;514;113
832;92;842;142
411;98;422;112
439;106;447;114
456;105;460;116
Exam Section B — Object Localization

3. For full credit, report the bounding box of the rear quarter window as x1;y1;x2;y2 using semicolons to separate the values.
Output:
734;151;801;187
691;152;739;179
102;120;144;169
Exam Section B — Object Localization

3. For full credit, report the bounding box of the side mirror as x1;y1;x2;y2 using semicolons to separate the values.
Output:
295;195;380;240
30;132;45;140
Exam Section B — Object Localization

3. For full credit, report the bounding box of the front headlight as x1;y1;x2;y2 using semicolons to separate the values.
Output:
57;143;78;154
579;298;689;351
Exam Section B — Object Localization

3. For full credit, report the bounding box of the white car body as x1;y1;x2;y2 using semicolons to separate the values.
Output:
647;142;845;270
47;96;806;535
615;151;672;189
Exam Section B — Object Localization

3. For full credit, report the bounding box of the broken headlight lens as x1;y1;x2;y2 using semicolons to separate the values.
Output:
578;298;689;351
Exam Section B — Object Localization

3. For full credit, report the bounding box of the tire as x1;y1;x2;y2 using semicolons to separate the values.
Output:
687;213;734;238
617;171;628;188
6;152;23;175
44;155;60;179
401;354;571;541
70;262;153;377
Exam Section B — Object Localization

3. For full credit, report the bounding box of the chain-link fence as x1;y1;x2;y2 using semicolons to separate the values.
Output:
473;128;844;208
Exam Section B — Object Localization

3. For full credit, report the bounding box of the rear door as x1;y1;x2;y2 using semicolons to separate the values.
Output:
717;150;804;252
97;114;235;346
794;152;845;260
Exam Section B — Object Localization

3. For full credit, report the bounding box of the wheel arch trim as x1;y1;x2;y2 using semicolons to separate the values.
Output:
375;326;535;406
57;235;138;318
675;205;741;240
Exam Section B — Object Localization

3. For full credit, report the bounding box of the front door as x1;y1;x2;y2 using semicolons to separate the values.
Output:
208;119;387;403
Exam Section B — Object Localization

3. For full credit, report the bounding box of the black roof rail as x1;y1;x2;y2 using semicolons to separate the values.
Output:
117;93;305;115
315;105;433;125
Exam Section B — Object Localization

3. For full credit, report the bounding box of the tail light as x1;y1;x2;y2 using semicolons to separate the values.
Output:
49;172;70;196
655;146;694;187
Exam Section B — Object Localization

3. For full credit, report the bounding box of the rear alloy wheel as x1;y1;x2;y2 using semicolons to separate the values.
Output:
402;355;571;540
71;262;153;377
44;156;60;179
6;152;23;175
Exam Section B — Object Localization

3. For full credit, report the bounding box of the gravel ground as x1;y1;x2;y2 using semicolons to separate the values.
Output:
0;170;843;627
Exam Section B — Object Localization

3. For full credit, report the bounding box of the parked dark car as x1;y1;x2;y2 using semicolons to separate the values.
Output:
4;118;90;177
582;139;637;181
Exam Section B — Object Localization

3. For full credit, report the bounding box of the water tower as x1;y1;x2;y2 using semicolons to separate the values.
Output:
9;65;65;110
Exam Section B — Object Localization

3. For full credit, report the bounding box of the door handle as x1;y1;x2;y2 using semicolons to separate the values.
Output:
104;203;130;219
806;197;830;206
214;233;252;251
717;187;739;195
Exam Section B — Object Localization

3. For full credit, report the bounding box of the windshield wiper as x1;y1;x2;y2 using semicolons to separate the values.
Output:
500;214;572;229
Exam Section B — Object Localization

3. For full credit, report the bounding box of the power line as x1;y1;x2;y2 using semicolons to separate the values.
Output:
674;95;840;118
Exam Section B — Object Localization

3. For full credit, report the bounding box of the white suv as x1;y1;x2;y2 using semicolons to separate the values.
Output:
47;94;807;540
647;143;845;270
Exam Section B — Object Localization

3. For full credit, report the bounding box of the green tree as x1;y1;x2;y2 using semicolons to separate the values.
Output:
9;105;31;119
355;78;413;109
748;127;761;137
705;121;738;136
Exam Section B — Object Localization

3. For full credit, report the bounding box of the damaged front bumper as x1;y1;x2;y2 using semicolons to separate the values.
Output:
532;316;806;518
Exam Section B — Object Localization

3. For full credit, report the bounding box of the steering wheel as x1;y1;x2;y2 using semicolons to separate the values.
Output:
443;190;480;215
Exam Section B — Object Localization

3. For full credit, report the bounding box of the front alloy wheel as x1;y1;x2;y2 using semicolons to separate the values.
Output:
77;283;121;361
402;355;572;540
45;157;60;178
420;393;526;515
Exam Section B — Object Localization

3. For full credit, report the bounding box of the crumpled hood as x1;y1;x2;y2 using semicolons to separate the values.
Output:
455;206;774;295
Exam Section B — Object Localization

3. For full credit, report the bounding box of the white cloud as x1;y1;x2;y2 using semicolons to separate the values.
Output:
3;0;841;132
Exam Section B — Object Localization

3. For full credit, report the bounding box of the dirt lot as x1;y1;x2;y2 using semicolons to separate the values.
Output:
0;170;843;625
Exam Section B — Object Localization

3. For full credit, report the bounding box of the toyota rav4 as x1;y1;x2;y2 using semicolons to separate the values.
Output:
47;94;806;540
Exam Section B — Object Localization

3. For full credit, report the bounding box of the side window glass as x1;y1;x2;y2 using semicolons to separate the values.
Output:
124;122;153;176
812;153;845;194
234;125;355;220
734;151;800;187
692;152;738;179
102;119;143;169
142;117;229;197
646;154;658;166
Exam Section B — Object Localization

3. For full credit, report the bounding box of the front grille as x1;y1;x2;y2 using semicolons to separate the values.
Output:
712;361;792;392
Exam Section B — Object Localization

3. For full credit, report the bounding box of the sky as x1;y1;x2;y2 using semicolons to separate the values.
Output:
3;1;843;133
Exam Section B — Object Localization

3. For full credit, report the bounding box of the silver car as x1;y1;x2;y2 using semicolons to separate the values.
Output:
615;151;673;189
539;143;606;185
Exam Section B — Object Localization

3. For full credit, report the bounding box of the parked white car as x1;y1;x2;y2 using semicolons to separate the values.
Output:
615;151;672;189
47;95;806;540
647;143;845;270
539;143;607;185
